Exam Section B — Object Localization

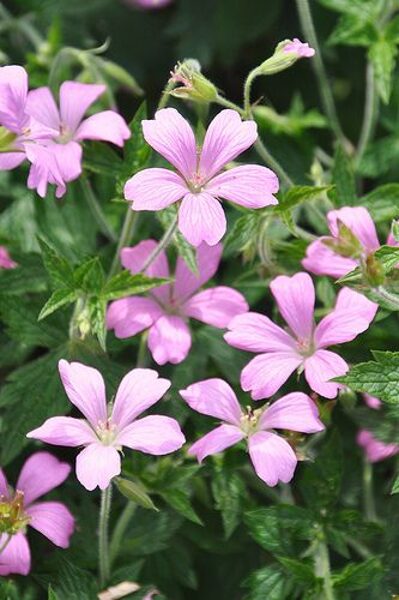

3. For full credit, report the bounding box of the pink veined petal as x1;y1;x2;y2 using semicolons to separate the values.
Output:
116;415;185;455
58;359;107;428
180;378;243;425
75;443;121;491
248;431;297;487
148;314;192;365
59;81;105;133
111;368;171;429
179;192;227;247
199;110;258;180
270;272;315;341
25;87;60;131
0;152;25;170
283;38;315;57
142;108;197;180
304;349;348;399
0;66;28;132
0;532;30;576
334;286;378;319
75;110;130;146
183;286;249;328
50;140;83;182
357;430;399;463
173;242;222;303
124;167;187;211
364;394;382;410
28;501;74;548
27;417;97;448
260;392;324;433
0;469;9;498
16;452;71;506
120;239;171;304
107;296;164;338
327;206;380;252
188;424;245;463
302;238;358;278
241;352;302;400
206;165;279;208
24;142;66;199
225;312;297;353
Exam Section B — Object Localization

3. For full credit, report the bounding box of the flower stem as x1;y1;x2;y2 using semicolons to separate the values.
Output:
98;485;112;588
363;458;377;522
356;62;378;165
108;208;139;279
80;178;117;243
136;331;148;367
243;69;259;117
158;80;175;110
109;501;137;566
313;532;335;600
140;213;178;273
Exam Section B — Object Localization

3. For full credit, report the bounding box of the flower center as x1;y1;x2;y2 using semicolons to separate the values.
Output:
96;419;118;445
0;126;17;151
296;336;314;357
187;172;206;193
0;491;30;535
57;123;73;144
240;406;263;436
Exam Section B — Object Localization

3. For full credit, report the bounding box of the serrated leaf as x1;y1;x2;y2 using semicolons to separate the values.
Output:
37;237;74;288
243;565;290;600
362;183;399;222
276;185;333;212
160;488;203;525
211;468;246;538
0;254;46;295
39;288;78;320
337;351;399;403
75;257;105;294
223;212;258;256
87;295;107;351
102;271;170;301
369;39;397;104
392;474;399;494
277;557;316;584
332;558;383;592
83;141;123;177
115;477;159;511
331;145;356;206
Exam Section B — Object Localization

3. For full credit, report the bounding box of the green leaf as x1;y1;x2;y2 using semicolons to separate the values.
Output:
158;206;198;274
115;477;159;511
39;288;78;320
362;183;399;222
37;237;74;288
160;488;203;525
277;557;316;585
317;0;375;17
48;586;58;600
331;145;357;206
276;185;333;212
75;257;105;294
87;295;107;351
51;558;97;600
328;14;377;47
358;135;399;177
223;212;258;256
332;558;383;592
83;141;123;177
118;102;152;193
102;271;170;301
254;99;327;136
211;468;246;538
369;39;397;104
337;351;399;403
243;565;290;600
0;254;46;295
337;245;399;285
391;474;399;494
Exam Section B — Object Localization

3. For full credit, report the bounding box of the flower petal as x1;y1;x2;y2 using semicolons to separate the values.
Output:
124;167;187;211
0;66;28;132
0;533;30;576
206;165;279;208
184;286;248;328
304;349;348;399
199;110;257;179
302;238;358;278
28;501;74;548
59;81;105;132
111;368;171;429
76;443;121;491
107;296;163;338
27;417;96;448
50;140;83;182
270;272;315;341
180;378;243;425
327;206;379;252
120;239;170;304
188;424;244;462
58;359;107;428
248;431;297;486
260;392;324;433
357;430;399;463
173;244;223;307
16;452;71;506
364;394;381;410
75;110;130;146
225;312;297;353
241;352;302;400
0;152;25;170
26;87;60;130
148;314;192;365
117;415;185;454
0;469;9;498
179;192;226;247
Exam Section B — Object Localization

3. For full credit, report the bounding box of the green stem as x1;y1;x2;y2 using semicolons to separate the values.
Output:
98;485;112;588
158;80;175;110
0;534;12;555
363;458;377;522
80;178;117;243
108;209;139;279
109;501;137;566
215;94;244;115
356;63;378;165
314;534;335;600
136;331;149;367
254;138;294;188
243;69;259;117
140;214;178;273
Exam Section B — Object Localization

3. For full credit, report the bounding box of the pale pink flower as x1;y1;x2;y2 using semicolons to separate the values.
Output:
107;241;248;365
27;361;185;491
364;393;382;410
180;379;324;486
124;0;172;8
357;430;399;463
0;246;17;269
124;108;279;246
0;452;74;576
225;272;378;400
283;38;315;58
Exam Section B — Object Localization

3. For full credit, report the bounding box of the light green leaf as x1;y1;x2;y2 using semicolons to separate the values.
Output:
244;565;290;600
115;477;159;511
332;558;383;592
102;271;170;301
369;39;397;104
337;351;399;403
38;288;78;321
331;145;357;206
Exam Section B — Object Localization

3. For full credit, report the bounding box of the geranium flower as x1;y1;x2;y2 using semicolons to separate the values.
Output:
180;378;324;486
27;361;185;491
225;272;377;399
0;452;74;576
357;394;399;463
124;108;279;246
107;241;248;365
283;38;315;57
0;246;17;269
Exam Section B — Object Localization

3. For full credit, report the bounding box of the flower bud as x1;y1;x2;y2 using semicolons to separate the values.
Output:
255;38;315;76
365;253;385;286
169;60;218;103
323;220;363;258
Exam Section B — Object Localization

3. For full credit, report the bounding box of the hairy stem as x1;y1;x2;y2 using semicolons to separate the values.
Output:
140;213;178;272
356;63;378;165
243;69;259;117
81;178;117;243
109;501;137;566
108;208;139;279
314;534;335;600
98;485;112;588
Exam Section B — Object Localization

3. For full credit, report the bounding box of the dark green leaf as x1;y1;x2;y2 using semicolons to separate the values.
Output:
160;488;202;525
37;237;74;288
243;565;290;600
331;145;357;206
332;558;383;592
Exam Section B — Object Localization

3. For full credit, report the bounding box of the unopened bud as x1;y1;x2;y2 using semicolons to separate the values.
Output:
255;38;315;77
169;60;218;103
365;253;385;286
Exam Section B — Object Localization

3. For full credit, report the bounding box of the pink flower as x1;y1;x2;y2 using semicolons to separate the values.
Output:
180;379;324;486
363;393;382;410
124;108;279;246
302;206;396;278
107;241;249;365
26;81;130;189
0;452;74;576
0;246;17;269
283;38;315;58
225;272;378;400
27;361;185;491
357;430;399;463
124;0;172;8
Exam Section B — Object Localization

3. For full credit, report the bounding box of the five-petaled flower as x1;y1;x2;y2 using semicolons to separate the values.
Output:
27;360;185;491
107;240;248;365
180;378;324;486
225;272;377;399
124;108;279;246
0;452;74;576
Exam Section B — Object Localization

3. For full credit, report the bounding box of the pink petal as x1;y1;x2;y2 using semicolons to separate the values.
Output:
173;242;222;302
76;443;121;491
248;431;297;486
241;352;302;400
270;272;315;341
148;314;191;365
184;286;248;328
304;349;348;399
0;532;30;576
357;430;399;463
107;296;163;338
302;238;358;278
120;239;170;304
0;246;17;269
178;192;226;247
111;368;171;429
206;165;279;208
199;110;257;180
0;469;9;498
26;87;60;130
260;392;324;433
28;501;74;548
27;417;96;447
283;38;315;58
58;360;107;428
59;81;105;133
25;143;66;199
327;206;379;252
117;415;185;454
364;394;381;410
0;152;26;170
180;378;243;425
142;108;197;179
225;312;297;353
75;110;130;146
16;452;71;506
124;167;187;211
0;66;28;132
188;424;245;462
50;140;83;182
